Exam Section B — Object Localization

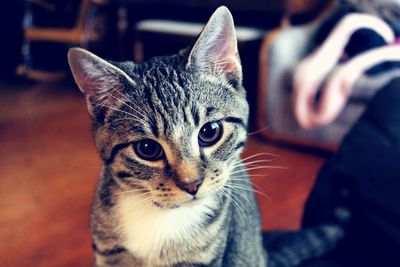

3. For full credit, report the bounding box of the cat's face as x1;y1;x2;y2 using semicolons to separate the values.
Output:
68;7;248;208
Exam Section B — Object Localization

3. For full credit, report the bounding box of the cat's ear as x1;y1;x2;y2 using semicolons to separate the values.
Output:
68;48;134;115
187;6;242;85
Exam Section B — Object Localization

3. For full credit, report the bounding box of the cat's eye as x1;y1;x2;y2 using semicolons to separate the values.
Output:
198;121;223;147
133;139;164;161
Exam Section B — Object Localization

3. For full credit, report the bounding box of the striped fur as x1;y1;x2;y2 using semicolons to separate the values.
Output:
69;6;266;267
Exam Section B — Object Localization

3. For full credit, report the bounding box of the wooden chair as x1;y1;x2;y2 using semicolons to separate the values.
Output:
19;0;108;81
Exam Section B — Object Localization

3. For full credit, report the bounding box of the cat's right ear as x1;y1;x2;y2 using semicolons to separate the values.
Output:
68;48;134;115
186;6;242;86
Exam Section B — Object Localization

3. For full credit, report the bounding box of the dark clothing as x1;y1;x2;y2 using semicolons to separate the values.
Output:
302;78;400;267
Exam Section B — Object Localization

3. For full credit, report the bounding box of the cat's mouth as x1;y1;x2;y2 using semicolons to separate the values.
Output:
152;195;203;209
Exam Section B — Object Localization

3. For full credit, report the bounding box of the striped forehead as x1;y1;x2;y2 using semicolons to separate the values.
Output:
106;68;200;139
107;59;244;141
139;65;200;135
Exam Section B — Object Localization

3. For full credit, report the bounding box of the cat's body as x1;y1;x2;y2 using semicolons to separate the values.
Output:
91;164;265;266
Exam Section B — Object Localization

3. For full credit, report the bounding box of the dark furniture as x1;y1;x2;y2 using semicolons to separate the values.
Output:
115;0;284;128
116;0;284;60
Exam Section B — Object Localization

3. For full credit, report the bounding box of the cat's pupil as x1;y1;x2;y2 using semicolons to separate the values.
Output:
198;121;223;147
133;139;164;161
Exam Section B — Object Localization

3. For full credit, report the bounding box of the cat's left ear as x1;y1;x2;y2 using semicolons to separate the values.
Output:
68;48;134;116
187;6;242;86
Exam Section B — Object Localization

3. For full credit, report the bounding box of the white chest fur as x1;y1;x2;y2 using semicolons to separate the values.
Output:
115;194;219;266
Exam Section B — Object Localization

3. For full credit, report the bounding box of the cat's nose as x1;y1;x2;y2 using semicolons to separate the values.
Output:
176;178;204;196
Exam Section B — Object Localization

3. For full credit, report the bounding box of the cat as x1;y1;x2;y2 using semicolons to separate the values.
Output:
68;6;267;267
68;5;351;267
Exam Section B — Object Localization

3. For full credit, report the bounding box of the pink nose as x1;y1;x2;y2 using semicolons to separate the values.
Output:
176;178;204;195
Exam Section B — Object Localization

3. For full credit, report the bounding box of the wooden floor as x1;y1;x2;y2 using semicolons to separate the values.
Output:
0;80;325;267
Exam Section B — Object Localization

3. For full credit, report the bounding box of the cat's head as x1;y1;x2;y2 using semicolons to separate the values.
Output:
68;6;248;209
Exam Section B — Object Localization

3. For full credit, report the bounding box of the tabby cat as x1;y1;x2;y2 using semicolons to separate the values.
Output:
68;5;350;267
69;6;267;267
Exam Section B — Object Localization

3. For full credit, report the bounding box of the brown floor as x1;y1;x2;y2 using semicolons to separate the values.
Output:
0;81;325;267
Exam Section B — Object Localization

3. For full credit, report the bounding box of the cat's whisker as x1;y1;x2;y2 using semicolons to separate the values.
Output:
107;103;152;125
231;159;275;169
234;153;278;166
119;95;152;121
101;189;151;201
104;92;149;119
229;177;263;188
226;188;251;225
130;193;164;209
229;177;267;195
225;182;271;201
96;190;153;209
96;103;146;123
224;185;253;207
233;180;269;198
230;165;287;175
242;159;275;165
243;152;278;160
95;96;149;123
103;102;150;124
247;126;273;136
230;174;266;178
221;186;249;218
219;188;248;225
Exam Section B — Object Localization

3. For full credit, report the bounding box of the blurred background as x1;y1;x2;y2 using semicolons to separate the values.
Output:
0;0;340;266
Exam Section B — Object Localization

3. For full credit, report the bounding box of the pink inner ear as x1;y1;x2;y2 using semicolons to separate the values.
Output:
199;38;240;76
71;57;102;95
218;28;235;55
188;9;241;78
225;52;241;73
75;62;121;108
205;23;241;76
77;72;92;92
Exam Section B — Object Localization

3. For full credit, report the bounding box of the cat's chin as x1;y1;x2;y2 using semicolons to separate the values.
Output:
152;194;210;210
